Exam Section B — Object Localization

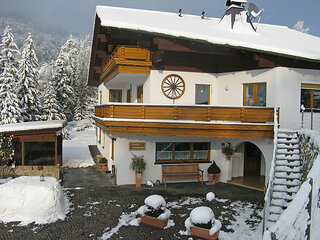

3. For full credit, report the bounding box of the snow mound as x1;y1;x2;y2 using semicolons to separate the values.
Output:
144;195;166;209
146;180;154;187
190;206;215;225
185;206;222;236
0;176;69;225
206;192;215;201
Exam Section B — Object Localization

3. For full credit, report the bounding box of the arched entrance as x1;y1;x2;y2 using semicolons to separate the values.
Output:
229;142;265;191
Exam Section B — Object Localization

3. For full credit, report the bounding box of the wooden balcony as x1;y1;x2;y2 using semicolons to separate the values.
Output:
100;46;152;83
94;104;278;139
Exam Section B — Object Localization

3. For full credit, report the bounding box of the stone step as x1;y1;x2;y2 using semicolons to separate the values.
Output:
277;143;299;149
273;178;301;186
269;206;284;215
277;133;298;139
276;160;301;167
274;172;301;180
272;191;296;201
271;199;290;208
277;138;299;144
275;166;301;173
277;149;299;155
268;213;282;222
276;154;300;160
273;185;300;193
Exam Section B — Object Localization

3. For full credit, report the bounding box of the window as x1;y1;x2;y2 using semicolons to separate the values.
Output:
137;85;143;103
127;89;131;103
109;89;122;102
99;91;102;104
156;142;210;163
196;85;210;104
301;84;320;109
24;142;55;166
243;83;266;106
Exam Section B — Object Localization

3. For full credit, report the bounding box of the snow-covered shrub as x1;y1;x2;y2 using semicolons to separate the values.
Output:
0;135;15;178
206;192;215;202
185;206;221;235
73;118;94;131
138;194;171;220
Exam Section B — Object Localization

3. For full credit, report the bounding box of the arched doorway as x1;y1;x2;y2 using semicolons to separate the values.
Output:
229;142;265;191
244;142;261;177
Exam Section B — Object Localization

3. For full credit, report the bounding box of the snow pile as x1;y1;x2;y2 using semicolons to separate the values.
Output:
138;194;171;220
0;177;11;184
185;206;222;235
63;121;95;168
206;192;215;201
0;176;69;225
146;180;153;187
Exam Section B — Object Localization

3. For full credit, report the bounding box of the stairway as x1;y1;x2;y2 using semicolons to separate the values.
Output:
266;129;302;229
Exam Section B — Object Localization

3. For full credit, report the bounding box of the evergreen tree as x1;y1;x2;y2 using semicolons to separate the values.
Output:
0;26;20;74
0;26;22;124
17;33;41;121
41;81;65;120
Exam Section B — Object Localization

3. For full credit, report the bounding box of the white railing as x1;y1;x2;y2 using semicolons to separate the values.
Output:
301;107;320;130
263;129;320;240
263;107;279;232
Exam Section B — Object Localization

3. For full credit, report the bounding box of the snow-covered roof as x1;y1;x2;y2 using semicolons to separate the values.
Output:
96;5;320;61
0;120;67;134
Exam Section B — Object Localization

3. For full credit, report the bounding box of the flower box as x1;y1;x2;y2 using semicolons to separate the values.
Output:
141;215;168;229
100;164;107;170
190;226;220;240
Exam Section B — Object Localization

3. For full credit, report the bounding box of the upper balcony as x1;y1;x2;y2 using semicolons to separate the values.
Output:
94;104;278;139
100;46;152;84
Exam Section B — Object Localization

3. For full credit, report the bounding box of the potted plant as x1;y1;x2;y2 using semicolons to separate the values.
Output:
221;142;234;160
138;194;171;229
130;154;146;188
207;161;221;183
185;206;221;240
99;157;108;170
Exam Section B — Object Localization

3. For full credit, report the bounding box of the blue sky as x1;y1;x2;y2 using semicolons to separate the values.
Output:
1;0;319;37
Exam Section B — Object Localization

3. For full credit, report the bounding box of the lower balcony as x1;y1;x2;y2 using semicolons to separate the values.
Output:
94;104;278;139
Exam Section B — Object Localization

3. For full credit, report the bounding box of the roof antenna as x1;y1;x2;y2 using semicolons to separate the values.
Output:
247;2;264;30
178;9;182;17
201;11;205;19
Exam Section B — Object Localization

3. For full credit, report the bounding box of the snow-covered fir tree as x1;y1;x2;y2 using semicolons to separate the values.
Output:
52;36;78;121
73;36;97;120
0;26;22;124
17;33;41;121
41;81;66;120
0;26;20;74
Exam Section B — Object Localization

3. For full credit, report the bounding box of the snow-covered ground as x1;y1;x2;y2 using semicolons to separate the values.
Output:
63;120;96;168
0;176;69;225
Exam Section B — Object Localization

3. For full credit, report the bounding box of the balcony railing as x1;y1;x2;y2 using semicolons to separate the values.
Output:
100;46;152;83
95;104;277;123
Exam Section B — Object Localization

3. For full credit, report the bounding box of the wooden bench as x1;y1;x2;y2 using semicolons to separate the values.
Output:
162;164;204;187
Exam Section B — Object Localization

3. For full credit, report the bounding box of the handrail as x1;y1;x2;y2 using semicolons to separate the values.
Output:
263;107;279;232
94;104;277;124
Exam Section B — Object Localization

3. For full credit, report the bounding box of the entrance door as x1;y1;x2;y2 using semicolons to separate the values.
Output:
244;142;261;176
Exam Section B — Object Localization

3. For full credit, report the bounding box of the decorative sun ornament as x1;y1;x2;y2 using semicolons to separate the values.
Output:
161;74;185;99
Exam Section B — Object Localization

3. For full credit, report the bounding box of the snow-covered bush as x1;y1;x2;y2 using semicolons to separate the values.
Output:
185;206;221;235
206;192;215;202
0;134;15;178
138;194;171;220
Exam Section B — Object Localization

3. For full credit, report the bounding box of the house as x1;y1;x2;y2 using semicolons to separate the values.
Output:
88;1;320;187
0;120;67;179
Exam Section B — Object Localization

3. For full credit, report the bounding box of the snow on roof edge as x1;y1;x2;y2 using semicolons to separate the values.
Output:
0;120;67;134
95;5;320;62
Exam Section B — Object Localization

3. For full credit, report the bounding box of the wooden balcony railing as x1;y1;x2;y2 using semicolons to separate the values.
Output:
100;46;152;83
94;104;277;123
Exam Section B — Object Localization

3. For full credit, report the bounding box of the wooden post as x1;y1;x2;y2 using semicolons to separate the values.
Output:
207;107;211;121
240;108;245;122
22;141;25;166
55;136;58;165
174;107;178;120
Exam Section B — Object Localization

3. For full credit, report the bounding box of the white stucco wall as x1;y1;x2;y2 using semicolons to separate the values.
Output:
111;134;273;185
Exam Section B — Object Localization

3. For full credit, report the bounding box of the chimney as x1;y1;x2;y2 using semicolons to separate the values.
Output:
219;0;255;32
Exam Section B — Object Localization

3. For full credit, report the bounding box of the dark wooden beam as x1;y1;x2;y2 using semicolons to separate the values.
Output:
97;33;107;43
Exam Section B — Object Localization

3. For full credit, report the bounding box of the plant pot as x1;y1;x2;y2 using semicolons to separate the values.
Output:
190;226;220;240
100;164;107;170
141;215;168;229
208;173;220;183
135;172;143;188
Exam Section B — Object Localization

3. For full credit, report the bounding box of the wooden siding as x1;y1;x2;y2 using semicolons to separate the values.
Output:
100;46;152;83
94;104;277;139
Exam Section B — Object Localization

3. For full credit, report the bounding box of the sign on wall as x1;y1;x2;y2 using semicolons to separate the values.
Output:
129;142;146;151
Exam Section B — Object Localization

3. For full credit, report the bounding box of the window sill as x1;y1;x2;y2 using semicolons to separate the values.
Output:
155;161;211;164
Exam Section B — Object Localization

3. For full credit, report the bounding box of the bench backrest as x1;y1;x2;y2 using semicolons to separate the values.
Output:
162;164;199;173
